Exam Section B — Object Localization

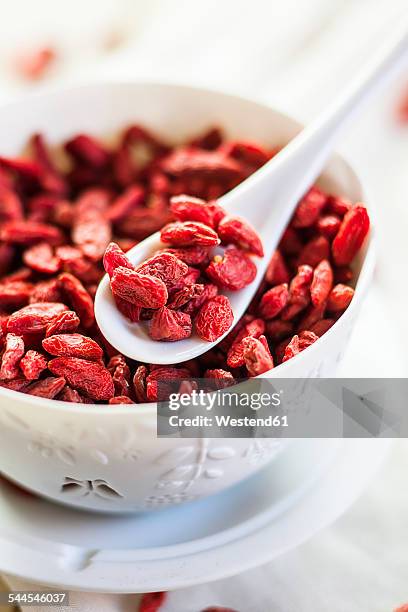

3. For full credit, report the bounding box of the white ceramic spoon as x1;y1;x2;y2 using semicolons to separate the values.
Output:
95;26;408;364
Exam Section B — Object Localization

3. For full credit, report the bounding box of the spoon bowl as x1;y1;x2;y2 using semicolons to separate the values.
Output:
95;27;407;364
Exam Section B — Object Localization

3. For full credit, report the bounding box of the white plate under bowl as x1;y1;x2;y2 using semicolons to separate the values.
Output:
0;438;390;593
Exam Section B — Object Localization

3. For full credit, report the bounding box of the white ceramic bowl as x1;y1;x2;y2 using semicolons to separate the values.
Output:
0;82;374;513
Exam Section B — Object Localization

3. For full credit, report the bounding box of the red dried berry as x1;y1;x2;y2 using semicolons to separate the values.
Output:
145;367;191;402
30;279;62;304
205;369;235;387
195;295;234;342
226;318;265;368
160;245;211;266
291;187;327;228
326;195;352;217
48;357;114;400
258;283;289;319
58;272;94;328
0;281;33;308
316;214;341;239
217;215;263;257
282;335;300;362
162;148;244;181
160;221;220;247
109;396;134;404
58;385;86;403
43;333;103;360
111;267;168;309
45;310;80;337
167;284;204;309
182;283;219;315
309;318;335;336
23;242;61;274
106;185;144;222
26;376;66;399
149;307;192;341
170;194;218;227
114;295;142;322
0;220;63;246
298;236;330;267
279;227;303;255
332;204;370;266
265;250;290;285
65;134;110;168
0;187;24;223
133;365;148;402
298;330;319;350
7;302;68;335
310;259;333;307
281;265;313;321
103;242;135;278
242;335;274;376
297;301;326;331
206;246;257;291
138;591;167;612
266;319;294;341
0;333;25;379
73;189;112;261
327;284;354;311
19;350;47;380
136;252;188;285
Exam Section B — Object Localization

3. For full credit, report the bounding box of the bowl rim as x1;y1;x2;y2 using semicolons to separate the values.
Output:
0;79;375;416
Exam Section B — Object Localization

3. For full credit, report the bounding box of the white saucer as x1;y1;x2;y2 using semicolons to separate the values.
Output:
0;438;391;593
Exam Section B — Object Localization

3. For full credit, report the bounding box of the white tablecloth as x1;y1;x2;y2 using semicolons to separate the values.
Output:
1;1;408;610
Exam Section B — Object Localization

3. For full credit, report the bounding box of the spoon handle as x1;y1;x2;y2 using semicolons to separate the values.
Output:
221;22;408;258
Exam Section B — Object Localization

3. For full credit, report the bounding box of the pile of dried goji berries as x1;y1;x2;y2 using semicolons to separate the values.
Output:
105;193;264;342
0;125;369;403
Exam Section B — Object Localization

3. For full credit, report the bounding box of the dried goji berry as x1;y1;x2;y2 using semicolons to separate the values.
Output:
105;185;144;222
310;260;333;307
145;367;191;402
309;318;335;336
102;242;135;278
159;245;211;266
114;295;142;322
258;283;289;319
26;376;66;398
327;284;354;311
182;283;219;315
45;310;80;337
0;333;25;379
281;265;313;321
73;189;112;261
190;127;223;150
138;591;167;612
133;365;148;402
160;221;220;247
291;187;327;228
43;333;103;360
167;284;204;309
149;307;192;341
65;134;110;169
217;215;263;257
326;195;352;217
0;243;15;276
0;220;63;246
170;194;218;227
332;204;370;266
0;281;33;308
58;272;94;328
110;267;168;309
265;250;290;285
162;148;244;181
298;236;330;267
206;246;257;291
0;186;24;223
298;330;319;350
7;302;68;335
19;350;47;380
205;369;235;387
316;214;341;239
23;242;61;275
195;295;234;342
242;335;274;376
136;252;188;285
48;357;114;400
226;318;266;368
29;279;62;304
109;396;134;404
282;335;300;362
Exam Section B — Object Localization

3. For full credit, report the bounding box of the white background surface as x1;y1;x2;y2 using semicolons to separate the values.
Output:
0;0;408;610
